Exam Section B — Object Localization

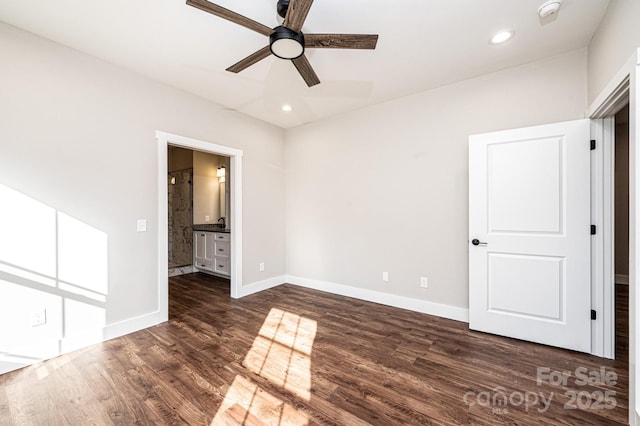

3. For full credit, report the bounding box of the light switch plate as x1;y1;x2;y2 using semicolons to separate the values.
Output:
137;219;147;232
31;308;46;327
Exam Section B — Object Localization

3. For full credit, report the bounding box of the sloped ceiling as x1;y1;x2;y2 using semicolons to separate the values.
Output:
0;0;610;128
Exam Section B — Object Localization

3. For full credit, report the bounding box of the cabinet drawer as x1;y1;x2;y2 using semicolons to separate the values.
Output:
213;232;230;242
214;258;230;276
195;258;213;271
214;241;230;258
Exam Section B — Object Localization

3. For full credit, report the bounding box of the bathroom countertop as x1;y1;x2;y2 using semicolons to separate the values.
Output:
192;224;230;233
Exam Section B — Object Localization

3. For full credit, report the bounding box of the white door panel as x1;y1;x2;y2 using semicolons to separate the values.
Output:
488;253;563;320
469;119;591;353
488;137;563;234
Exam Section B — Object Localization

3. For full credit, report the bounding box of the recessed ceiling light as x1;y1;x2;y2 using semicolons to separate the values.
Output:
489;30;515;45
282;104;293;112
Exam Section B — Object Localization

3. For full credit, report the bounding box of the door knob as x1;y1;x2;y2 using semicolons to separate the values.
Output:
471;239;488;246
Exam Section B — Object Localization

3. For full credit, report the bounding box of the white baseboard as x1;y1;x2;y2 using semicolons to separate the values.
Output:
237;275;286;298
285;275;469;323
615;274;629;285
103;310;165;341
0;310;165;376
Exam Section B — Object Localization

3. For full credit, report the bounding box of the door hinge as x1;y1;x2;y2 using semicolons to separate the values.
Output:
590;139;596;150
591;225;597;235
591;309;597;320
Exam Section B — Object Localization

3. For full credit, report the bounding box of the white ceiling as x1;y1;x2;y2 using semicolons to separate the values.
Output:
0;0;610;128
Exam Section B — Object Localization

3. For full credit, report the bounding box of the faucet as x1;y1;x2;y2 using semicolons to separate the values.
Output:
218;217;226;229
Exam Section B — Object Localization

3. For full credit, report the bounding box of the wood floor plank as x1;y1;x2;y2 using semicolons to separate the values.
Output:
0;273;629;425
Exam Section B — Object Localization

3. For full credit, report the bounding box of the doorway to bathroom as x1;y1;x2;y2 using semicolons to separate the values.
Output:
156;131;244;314
167;146;231;278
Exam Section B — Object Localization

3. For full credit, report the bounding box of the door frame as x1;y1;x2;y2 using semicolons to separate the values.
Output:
591;117;616;359
588;50;638;424
156;131;244;322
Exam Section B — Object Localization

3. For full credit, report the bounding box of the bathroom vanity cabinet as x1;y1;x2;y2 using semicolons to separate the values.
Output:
194;231;230;277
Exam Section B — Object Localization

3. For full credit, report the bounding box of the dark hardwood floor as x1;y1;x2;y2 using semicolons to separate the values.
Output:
0;274;630;425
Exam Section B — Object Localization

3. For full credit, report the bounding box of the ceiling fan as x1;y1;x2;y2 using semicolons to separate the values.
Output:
186;0;379;87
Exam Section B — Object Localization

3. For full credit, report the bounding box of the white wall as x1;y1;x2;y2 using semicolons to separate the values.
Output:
0;22;285;373
285;49;588;311
588;0;640;104
193;151;222;225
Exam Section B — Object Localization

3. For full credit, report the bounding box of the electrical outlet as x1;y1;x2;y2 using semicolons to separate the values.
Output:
205;215;210;222
259;262;265;271
420;277;428;288
31;308;47;327
382;271;389;282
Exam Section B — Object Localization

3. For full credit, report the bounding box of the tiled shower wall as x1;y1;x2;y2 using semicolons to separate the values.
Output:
168;169;193;268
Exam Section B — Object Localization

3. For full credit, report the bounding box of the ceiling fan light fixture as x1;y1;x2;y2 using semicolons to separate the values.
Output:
186;0;379;87
270;26;305;59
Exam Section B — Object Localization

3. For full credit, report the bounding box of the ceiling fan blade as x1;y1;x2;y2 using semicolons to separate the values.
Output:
305;34;379;49
292;55;320;87
283;0;314;32
186;0;273;36
226;46;272;73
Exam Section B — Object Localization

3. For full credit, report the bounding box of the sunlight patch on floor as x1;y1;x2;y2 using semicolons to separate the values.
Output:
211;376;308;426
212;308;317;425
243;308;317;401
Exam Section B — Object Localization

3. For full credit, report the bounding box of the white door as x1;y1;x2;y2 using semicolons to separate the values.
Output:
469;119;591;353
